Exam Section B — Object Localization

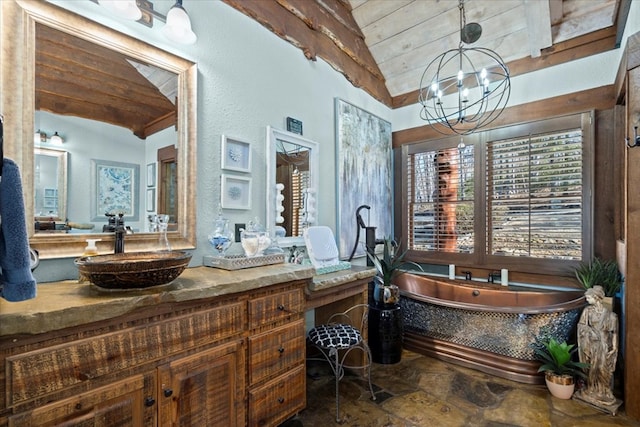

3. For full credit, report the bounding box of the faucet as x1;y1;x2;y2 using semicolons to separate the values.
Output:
114;227;125;253
112;213;133;254
462;271;472;280
488;271;500;283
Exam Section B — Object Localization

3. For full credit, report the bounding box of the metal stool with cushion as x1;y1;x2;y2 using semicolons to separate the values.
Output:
307;304;376;422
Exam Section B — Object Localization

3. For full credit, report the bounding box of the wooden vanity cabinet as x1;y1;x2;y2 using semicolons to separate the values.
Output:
0;280;307;427
158;340;245;426
247;286;306;426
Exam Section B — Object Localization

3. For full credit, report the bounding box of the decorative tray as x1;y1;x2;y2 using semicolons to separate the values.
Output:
203;253;285;270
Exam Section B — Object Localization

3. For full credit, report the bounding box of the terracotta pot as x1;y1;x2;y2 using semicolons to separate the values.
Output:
544;372;575;399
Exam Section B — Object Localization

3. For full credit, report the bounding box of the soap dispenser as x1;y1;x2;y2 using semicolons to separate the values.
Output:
83;239;101;256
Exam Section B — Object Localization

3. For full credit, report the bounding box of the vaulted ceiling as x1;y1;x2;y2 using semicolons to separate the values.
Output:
224;0;628;108
36;0;628;136
349;0;619;97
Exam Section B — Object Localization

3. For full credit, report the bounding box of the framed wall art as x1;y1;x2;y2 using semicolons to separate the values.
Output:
146;188;156;212
90;159;140;221
147;162;156;187
221;174;252;209
335;98;393;259
221;135;252;173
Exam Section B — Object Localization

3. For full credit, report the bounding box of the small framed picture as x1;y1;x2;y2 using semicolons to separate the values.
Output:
221;174;251;209
147;162;156;187
44;188;57;197
221;135;251;173
146;188;156;212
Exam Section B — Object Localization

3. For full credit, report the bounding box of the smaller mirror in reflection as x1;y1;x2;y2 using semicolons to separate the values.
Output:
34;147;68;231
275;139;312;237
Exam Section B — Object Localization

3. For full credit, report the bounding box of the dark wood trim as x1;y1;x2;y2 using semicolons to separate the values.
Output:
392;85;616;148
624;33;640;421
593;108;617;260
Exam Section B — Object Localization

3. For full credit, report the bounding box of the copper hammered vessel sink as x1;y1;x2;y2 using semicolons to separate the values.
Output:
75;251;192;290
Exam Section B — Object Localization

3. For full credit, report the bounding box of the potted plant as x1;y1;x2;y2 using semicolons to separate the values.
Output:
535;337;589;399
574;257;621;309
366;237;422;306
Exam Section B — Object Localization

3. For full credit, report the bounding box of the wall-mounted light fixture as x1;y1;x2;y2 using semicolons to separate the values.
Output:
98;0;142;20
97;0;197;45
34;130;64;145
626;126;640;148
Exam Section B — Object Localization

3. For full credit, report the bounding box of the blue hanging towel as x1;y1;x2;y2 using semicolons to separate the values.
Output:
0;158;37;302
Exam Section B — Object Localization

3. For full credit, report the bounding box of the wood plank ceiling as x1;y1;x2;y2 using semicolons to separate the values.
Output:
36;23;177;139
224;0;623;109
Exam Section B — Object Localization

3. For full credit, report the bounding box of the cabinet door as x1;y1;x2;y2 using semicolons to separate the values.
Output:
158;340;246;427
8;373;156;427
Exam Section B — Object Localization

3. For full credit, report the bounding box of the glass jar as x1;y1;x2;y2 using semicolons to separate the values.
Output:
240;219;271;258
207;210;233;257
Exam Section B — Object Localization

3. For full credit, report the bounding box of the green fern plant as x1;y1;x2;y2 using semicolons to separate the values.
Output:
535;338;589;379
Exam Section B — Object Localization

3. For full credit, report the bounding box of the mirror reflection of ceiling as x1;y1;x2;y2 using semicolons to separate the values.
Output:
276;139;310;173
35;23;177;139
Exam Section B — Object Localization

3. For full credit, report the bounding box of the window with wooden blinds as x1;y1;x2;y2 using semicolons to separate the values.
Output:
402;112;591;273
486;129;583;260
408;145;475;253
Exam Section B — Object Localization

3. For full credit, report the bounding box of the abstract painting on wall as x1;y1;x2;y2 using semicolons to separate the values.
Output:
335;98;392;259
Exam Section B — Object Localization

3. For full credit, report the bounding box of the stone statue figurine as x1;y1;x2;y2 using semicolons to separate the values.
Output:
575;285;622;414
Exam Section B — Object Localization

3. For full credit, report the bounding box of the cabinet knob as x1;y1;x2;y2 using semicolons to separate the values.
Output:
277;304;285;311
277;397;285;404
164;388;173;397
144;397;156;407
278;346;285;354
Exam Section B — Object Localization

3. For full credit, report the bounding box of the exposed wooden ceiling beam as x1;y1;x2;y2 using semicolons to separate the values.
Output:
222;0;391;105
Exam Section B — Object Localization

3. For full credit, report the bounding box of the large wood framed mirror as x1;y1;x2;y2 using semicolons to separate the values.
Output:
0;0;197;258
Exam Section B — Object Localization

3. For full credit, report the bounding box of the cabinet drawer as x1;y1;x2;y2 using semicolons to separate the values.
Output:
248;319;305;385
248;365;305;427
8;372;156;427
248;287;303;329
6;302;245;406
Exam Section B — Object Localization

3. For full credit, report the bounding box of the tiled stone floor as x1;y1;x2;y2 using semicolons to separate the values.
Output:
288;350;640;427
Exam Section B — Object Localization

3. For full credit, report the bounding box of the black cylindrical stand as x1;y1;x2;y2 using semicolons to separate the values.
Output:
368;303;403;364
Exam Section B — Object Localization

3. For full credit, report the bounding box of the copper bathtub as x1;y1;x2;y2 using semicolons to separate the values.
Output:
395;272;586;384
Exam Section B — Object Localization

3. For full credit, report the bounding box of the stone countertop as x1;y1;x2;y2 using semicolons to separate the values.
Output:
0;264;377;337
0;264;315;337
309;265;376;291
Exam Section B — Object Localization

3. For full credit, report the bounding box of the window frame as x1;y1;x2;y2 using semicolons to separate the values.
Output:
397;112;594;276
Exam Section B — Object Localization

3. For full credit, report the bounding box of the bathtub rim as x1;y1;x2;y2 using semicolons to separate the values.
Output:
396;271;586;314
